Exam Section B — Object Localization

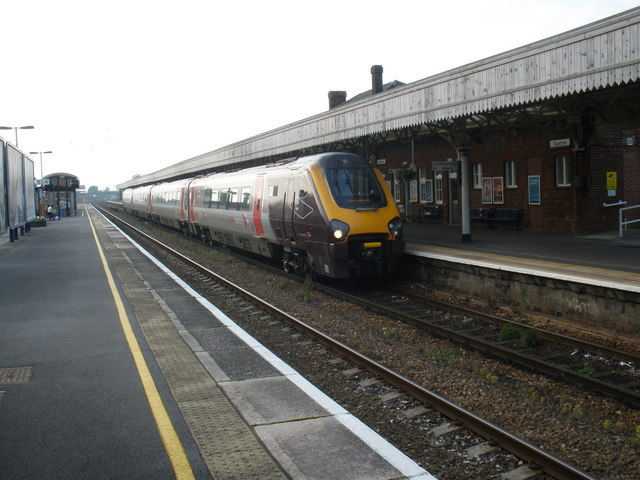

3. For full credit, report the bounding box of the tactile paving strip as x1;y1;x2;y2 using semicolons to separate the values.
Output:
0;367;33;384
92;211;285;479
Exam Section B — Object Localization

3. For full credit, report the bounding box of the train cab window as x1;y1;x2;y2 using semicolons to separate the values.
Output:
269;185;279;197
324;156;386;209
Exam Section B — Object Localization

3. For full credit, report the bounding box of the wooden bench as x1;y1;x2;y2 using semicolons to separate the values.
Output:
412;205;442;224
488;208;523;230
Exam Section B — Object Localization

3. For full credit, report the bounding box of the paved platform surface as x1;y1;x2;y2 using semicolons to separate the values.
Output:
403;222;640;292
0;210;432;480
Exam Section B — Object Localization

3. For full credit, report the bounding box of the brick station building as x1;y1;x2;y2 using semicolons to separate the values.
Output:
121;8;640;237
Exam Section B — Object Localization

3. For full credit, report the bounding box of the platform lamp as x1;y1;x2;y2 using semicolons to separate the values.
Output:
30;150;53;218
0;125;34;148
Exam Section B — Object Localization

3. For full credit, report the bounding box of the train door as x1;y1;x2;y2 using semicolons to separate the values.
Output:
283;174;296;242
179;187;188;221
188;184;197;223
267;175;286;241
253;175;266;237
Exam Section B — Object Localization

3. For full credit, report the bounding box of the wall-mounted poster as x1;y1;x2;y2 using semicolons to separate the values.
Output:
528;175;541;205
492;177;504;204
482;178;492;204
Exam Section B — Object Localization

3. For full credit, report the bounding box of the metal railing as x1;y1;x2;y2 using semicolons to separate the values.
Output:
619;204;640;237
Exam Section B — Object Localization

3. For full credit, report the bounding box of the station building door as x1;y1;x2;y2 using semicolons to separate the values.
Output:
449;172;459;224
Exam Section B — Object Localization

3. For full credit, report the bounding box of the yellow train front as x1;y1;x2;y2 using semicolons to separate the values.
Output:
269;152;404;278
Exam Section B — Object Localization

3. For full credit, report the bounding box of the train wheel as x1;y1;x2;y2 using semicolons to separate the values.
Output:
283;252;292;273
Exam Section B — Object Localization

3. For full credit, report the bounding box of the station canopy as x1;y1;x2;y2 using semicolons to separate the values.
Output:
43;172;80;191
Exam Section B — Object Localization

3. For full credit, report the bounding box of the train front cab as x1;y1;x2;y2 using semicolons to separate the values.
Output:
306;153;404;278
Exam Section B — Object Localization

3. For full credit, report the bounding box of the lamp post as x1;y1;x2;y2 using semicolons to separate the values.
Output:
29;150;53;218
29;150;53;182
0;125;34;148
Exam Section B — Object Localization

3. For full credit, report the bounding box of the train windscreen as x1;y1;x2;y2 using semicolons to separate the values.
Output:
322;154;387;210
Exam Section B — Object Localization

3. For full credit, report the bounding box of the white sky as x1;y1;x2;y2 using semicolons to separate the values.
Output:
1;0;638;190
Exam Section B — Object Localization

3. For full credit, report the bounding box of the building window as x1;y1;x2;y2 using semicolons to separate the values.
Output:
555;155;571;186
472;163;483;189
505;160;517;188
434;172;443;204
392;171;401;203
419;167;433;203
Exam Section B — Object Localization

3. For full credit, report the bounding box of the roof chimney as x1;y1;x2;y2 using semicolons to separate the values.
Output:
371;65;383;94
328;90;347;109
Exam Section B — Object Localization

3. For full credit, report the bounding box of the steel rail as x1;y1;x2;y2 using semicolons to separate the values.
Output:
95;204;598;480
315;282;640;409
392;283;640;365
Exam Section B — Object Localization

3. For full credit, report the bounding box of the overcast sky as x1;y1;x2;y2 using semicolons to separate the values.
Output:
1;0;638;190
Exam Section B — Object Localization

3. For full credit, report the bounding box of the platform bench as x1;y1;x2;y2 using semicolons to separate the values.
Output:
470;208;491;225
412;205;442;224
488;208;523;230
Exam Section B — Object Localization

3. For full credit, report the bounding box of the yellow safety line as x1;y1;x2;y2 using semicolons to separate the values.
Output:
87;208;195;480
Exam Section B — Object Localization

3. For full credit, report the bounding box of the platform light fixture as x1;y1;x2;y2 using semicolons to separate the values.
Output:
0;125;34;148
29;150;53;181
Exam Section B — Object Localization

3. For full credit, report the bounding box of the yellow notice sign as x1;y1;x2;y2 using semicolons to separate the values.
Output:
606;171;617;190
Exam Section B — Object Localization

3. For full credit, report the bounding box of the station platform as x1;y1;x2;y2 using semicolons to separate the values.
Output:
0;210;432;480
403;221;640;293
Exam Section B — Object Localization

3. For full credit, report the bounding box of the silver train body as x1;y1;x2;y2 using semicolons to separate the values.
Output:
122;152;404;279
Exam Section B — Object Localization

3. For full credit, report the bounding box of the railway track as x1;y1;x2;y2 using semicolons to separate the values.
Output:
94;204;601;480
314;281;640;409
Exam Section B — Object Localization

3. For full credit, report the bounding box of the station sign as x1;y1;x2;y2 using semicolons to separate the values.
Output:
432;161;460;172
550;138;570;149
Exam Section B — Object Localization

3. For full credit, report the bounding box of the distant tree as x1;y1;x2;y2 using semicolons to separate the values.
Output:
88;186;99;195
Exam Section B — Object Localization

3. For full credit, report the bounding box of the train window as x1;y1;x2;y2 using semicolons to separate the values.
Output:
219;190;228;208
326;163;385;208
228;188;238;209
204;188;211;207
210;189;219;208
269;185;278;197
240;187;251;210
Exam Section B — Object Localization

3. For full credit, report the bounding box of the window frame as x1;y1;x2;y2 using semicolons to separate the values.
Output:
434;172;443;205
555;155;571;187
505;160;517;188
472;163;483;189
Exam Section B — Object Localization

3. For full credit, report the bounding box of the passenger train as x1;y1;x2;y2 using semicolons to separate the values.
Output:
122;152;404;279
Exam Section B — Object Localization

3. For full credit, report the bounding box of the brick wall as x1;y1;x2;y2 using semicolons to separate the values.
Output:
373;126;639;235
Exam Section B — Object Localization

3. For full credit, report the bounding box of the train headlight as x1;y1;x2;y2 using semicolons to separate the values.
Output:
330;219;350;241
388;217;403;239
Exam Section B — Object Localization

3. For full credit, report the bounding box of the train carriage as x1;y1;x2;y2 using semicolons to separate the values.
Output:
148;179;190;230
124;184;153;218
123;152;404;279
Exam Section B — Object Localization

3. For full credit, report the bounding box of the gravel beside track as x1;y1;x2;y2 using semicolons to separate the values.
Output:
130;221;640;480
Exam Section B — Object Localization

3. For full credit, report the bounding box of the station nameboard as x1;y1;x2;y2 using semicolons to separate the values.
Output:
432;161;460;172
